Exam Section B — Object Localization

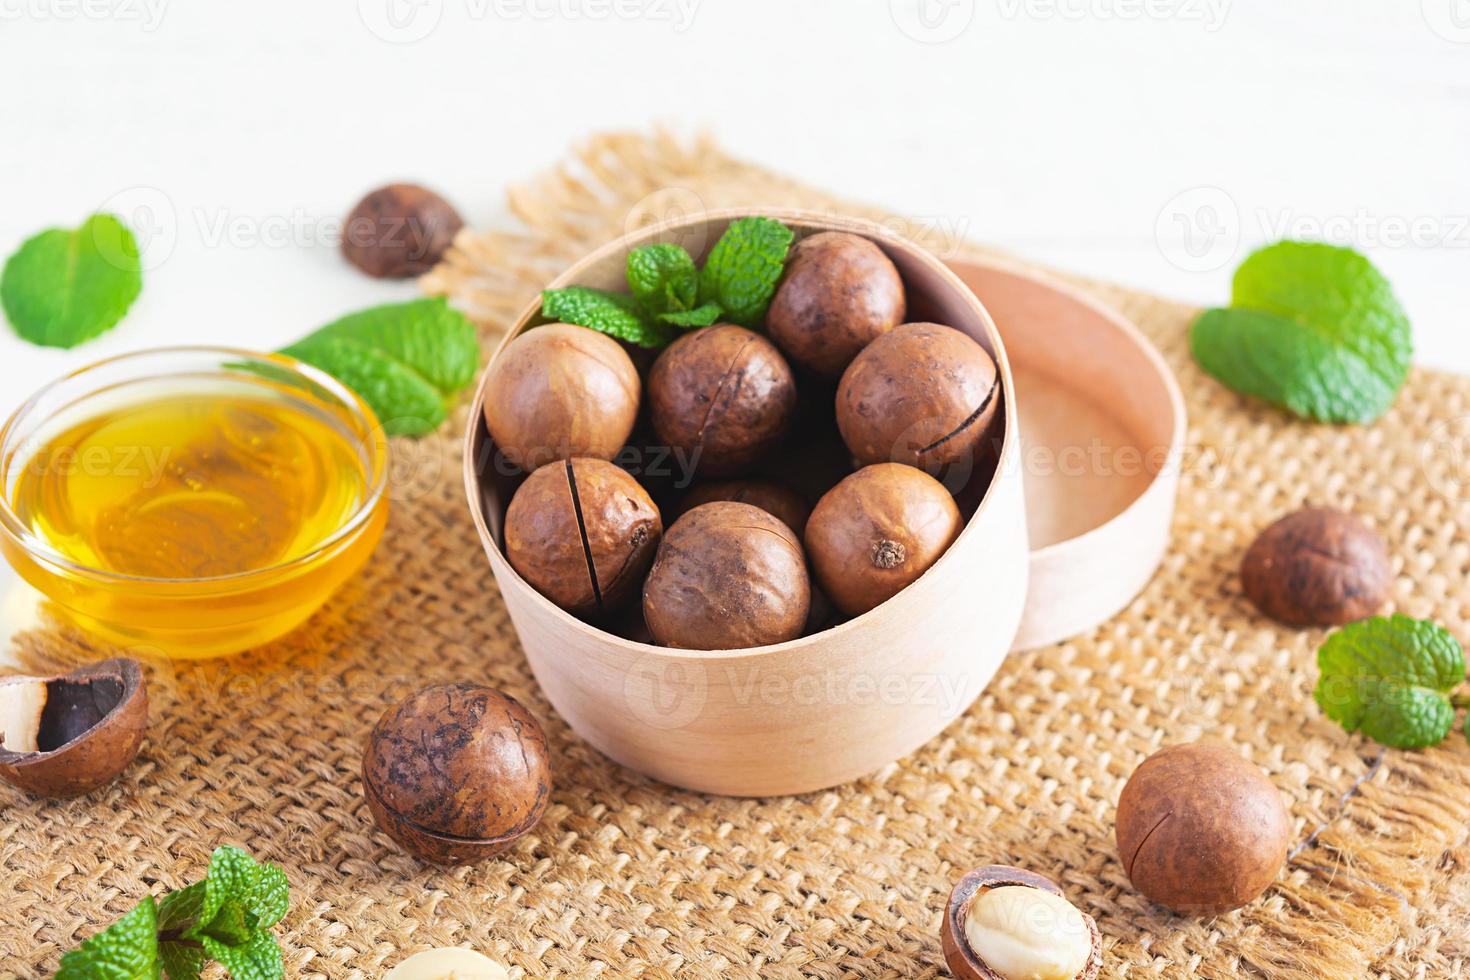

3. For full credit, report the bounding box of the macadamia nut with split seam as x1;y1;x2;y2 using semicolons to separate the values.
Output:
647;324;798;478
836;322;999;477
1115;742;1291;915
363;683;552;865
504;457;662;618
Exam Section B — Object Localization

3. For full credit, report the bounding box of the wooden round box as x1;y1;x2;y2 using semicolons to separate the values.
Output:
464;210;1186;796
465;210;1029;796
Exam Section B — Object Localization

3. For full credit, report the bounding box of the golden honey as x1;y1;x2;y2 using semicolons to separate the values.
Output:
0;352;388;659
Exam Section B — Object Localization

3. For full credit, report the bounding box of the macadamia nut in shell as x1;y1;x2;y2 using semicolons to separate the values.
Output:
837;322;999;473
805;463;962;617
363;683;552;864
1116;742;1290;915
483;324;641;472
504;458;661;618
648;324;797;477
765;231;906;375
1241;507;1390;626
342;183;463;279
942;865;1101;980
643;501;810;650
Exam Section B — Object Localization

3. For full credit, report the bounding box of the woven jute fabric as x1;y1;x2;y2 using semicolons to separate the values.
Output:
3;131;1468;979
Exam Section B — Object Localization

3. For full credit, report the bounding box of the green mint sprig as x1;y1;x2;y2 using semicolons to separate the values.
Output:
56;845;290;980
540;216;794;347
1190;241;1412;424
280;295;479;437
1314;614;1469;749
1;213;143;349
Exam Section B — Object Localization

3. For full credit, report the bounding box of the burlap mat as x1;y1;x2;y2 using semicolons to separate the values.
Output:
3;131;1468;979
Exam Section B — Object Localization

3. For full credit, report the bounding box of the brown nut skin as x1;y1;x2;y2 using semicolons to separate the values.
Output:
677;479;811;538
647;324;798;478
342;183;464;278
1116;742;1291;915
484;324;641;472
1241;507;1391;626
363;683;552;865
836;322;999;474
942;866;1102;980
805;463;962;617
765;231;907;376
643;502;811;650
0;658;147;799
504;458;661;618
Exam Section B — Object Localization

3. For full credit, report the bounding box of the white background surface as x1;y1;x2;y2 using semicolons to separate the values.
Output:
1;0;1467;416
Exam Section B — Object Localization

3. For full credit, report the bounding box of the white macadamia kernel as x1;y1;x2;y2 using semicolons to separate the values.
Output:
383;948;511;980
963;885;1091;980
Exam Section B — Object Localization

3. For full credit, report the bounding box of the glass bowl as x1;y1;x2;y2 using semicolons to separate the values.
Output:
0;347;389;659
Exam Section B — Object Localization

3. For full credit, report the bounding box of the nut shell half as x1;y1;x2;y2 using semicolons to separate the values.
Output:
942;865;1102;980
0;658;148;798
1115;742;1290;915
1241;507;1391;626
363;683;552;864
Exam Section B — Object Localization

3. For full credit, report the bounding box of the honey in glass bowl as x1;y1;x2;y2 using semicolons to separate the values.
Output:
0;348;389;659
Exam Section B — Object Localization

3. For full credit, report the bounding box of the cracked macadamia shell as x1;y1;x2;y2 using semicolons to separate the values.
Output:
836;322;999;473
941;865;1102;980
765;231;907;376
504;458;661;618
363;683;552;864
804;463;962;617
0;658;148;798
1241;507;1391;626
341;183;463;279
483;324;641;472
643;501;810;650
1115;742;1290;915
647;324;797;478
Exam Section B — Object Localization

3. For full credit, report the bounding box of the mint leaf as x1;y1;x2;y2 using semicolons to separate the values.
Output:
627;243;698;314
284;336;446;436
158;944;205;980
244;865;289;930
157;882;206;933
541;286;672;348
280;297;478;436
1190;241;1411;423
1;213;142;349
289;297;478;393
199;846;259;926
658;302;723;328
199;931;283;980
697;217;793;328
57;896;160;980
1314;614;1465;749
